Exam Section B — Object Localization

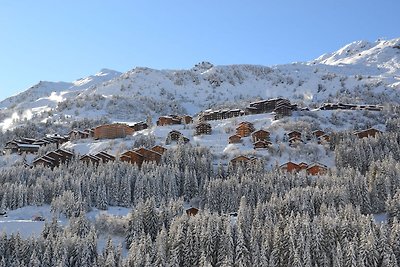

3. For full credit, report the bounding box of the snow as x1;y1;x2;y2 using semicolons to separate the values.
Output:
1;37;399;131
373;213;388;224
0;205;130;240
0;206;57;238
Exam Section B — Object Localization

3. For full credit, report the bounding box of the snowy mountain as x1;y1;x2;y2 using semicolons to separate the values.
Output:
1;37;399;130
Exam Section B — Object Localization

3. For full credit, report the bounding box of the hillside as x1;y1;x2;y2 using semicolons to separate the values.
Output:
0;37;399;131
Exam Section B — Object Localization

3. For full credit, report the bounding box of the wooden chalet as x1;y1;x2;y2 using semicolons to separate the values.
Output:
167;130;183;142
186;207;199;216
54;149;74;161
354;128;382;139
312;130;325;138
228;134;242;144
252;129;270;142
195;122;212;135
181;115;193;124
318;134;331;144
80;154;101;165
94;124;134;139
151;145;167;155
120;150;144;166
320;103;383;111
69;130;91;140
32;149;74;168
135;148;162;164
94;151;115;162
279;161;301;173
33;156;57;168
157;116;181;126
236;122;255;137
306;163;328;176
287;130;302;139
289;136;303;146
274;104;292;118
253;140;271;149
246;98;293;115
199;109;244;121
129;121;148;131
16;144;40;154
230;155;251;166
45;151;65;165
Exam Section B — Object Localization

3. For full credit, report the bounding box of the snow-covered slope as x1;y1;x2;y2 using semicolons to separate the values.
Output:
0;69;121;110
1;37;399;130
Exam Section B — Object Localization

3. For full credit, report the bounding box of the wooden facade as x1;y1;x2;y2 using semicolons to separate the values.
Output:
306;163;328;176
252;130;270;142
230;155;250;166
168;130;183;142
279;161;301;173
120;150;144;166
236;122;255;137
80;154;101;165
228;135;242;144
151;145;167;155
94;124;134;139
199;109;244;121
312;130;325;138
195;122;212;135
354;128;382;139
186;207;199;216
288;131;302;139
181;115;193;124
32;149;74;168
253;140;271;149
157;116;181;126
135;148;162;164
129;122;148;131
94;151;115;162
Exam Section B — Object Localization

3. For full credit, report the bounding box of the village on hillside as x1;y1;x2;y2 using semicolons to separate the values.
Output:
2;98;384;176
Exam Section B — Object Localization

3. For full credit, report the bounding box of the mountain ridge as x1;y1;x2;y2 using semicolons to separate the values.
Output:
1;37;399;130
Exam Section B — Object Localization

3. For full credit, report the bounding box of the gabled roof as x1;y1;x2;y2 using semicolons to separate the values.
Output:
80;154;101;162
95;151;115;160
279;161;301;168
252;129;269;135
55;149;74;157
307;162;327;168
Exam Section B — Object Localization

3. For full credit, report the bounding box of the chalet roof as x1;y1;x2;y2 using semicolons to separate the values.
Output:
288;130;301;135
151;145;167;152
95;151;115;160
135;148;162;157
33;155;57;164
45;151;63;158
253;140;271;145
169;130;182;135
231;155;250;162
353;128;382;134
196;122;211;128
55;149;74;156
229;134;241;139
20;138;38;143
33;157;54;165
279;161;300;168
82;154;101;160
252;129;269;134
306;162;328;169
17;144;41;149
122;150;143;157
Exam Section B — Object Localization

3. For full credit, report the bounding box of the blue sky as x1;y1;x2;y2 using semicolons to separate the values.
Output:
1;0;399;101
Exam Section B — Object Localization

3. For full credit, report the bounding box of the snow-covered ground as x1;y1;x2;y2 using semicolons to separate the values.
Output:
0;205;130;239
